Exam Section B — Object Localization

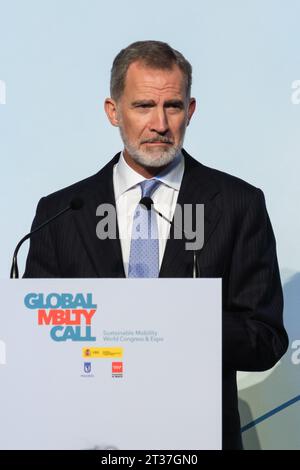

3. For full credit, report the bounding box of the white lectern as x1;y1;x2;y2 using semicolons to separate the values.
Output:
0;278;221;450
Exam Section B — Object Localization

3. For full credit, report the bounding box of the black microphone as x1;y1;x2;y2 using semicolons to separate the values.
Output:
140;197;200;277
10;197;84;279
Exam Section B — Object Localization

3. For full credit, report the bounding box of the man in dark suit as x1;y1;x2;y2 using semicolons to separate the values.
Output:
24;40;288;449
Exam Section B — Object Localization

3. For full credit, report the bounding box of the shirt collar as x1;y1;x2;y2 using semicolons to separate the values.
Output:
114;150;184;199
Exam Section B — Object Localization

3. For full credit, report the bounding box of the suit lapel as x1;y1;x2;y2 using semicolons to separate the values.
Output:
159;150;222;277
72;153;125;277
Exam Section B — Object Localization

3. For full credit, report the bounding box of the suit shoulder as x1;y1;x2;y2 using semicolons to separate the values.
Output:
204;164;261;196
185;151;262;195
183;151;265;211
203;164;265;213
36;153;120;210
43;172;100;202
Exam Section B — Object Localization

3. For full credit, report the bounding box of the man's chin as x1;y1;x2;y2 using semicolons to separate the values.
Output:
130;149;178;169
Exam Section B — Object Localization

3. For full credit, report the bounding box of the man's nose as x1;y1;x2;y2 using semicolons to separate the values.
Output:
150;108;169;134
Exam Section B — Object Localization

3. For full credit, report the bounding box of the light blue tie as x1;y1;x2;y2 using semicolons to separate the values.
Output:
128;179;161;278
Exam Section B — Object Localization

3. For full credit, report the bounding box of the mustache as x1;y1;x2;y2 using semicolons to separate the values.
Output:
141;137;173;144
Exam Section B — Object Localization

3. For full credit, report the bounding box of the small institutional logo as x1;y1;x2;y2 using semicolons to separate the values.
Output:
112;361;123;378
82;347;123;358
84;362;92;374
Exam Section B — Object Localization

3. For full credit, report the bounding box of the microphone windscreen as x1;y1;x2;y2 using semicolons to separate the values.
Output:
70;198;84;210
140;197;153;210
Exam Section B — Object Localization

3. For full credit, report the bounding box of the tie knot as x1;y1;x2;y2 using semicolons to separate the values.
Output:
140;179;160;198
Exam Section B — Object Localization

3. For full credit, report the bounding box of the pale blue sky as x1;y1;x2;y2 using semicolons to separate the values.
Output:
0;0;299;276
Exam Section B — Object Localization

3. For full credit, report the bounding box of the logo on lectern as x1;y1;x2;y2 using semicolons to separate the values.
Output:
112;361;123;378
24;292;97;342
81;361;94;378
84;362;92;373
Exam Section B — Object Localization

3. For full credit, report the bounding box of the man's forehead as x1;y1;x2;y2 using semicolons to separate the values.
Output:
124;61;185;95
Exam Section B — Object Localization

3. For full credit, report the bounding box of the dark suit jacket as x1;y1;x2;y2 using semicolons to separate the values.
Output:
24;149;289;450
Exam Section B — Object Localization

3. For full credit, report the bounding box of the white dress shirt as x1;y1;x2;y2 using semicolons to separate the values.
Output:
113;151;185;277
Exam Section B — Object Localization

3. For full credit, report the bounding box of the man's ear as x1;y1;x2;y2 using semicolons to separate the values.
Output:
187;98;196;126
104;98;119;127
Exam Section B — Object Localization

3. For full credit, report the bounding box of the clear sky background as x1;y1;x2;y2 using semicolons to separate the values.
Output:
0;0;299;279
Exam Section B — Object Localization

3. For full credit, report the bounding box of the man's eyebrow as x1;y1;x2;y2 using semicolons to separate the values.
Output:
131;99;184;107
164;99;184;108
131;99;156;107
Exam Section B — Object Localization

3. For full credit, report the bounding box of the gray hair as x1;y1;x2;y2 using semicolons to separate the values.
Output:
110;40;192;101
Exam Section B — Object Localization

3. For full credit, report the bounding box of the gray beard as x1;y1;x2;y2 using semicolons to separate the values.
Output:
118;126;184;169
